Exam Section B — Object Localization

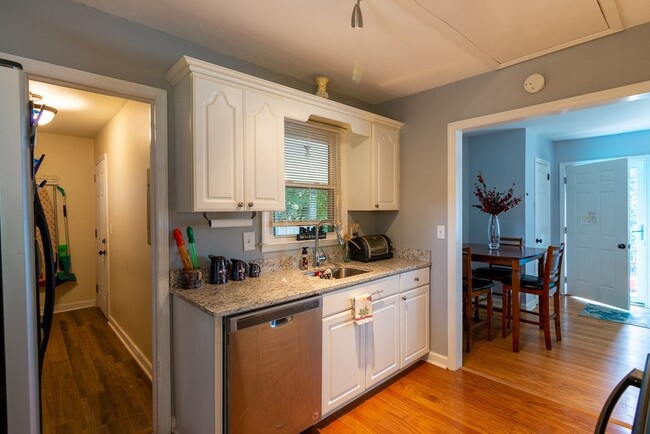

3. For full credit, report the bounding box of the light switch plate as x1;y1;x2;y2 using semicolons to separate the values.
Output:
243;232;255;251
436;225;445;239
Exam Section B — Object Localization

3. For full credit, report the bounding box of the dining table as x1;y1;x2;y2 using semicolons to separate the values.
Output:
464;243;547;352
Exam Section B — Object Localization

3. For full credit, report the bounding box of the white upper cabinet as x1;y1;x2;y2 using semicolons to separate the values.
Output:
166;56;402;213
170;72;284;212
243;90;285;211
348;123;400;211
192;75;244;211
373;123;400;210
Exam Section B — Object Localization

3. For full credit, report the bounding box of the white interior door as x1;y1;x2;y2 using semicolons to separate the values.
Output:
566;159;629;310
95;155;109;318
535;158;551;248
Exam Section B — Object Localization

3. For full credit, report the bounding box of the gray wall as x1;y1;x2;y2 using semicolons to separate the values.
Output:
378;24;650;356
0;0;375;268
4;0;650;357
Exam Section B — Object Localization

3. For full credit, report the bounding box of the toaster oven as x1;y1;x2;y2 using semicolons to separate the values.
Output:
349;235;393;262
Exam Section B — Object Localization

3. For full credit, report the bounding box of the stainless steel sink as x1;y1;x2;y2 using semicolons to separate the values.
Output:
306;267;370;279
331;267;369;278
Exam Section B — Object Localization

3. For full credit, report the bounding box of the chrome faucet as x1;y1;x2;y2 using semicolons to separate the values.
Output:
314;219;344;267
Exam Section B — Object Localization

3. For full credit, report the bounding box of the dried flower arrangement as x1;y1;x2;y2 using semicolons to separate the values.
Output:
472;172;524;215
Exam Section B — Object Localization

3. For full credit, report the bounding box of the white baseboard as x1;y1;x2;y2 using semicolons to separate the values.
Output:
43;299;95;315
108;316;153;381
425;351;448;369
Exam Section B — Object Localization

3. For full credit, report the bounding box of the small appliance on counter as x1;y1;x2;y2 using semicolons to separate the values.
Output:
208;255;229;284
349;234;393;262
230;259;247;281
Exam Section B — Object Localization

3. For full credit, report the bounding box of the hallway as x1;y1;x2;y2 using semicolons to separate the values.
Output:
41;307;152;434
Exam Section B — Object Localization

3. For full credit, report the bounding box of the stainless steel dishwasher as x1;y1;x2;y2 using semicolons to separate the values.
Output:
225;296;322;434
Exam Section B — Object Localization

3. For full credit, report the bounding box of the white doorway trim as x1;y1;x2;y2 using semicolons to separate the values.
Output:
1;51;172;432
447;79;650;370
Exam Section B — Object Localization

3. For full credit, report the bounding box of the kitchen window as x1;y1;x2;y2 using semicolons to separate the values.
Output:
261;119;345;251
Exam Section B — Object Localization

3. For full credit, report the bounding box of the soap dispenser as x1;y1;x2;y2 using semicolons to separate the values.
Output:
300;247;309;270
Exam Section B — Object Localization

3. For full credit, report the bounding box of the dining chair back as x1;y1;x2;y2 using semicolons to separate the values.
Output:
502;243;565;350
463;247;494;352
472;236;524;281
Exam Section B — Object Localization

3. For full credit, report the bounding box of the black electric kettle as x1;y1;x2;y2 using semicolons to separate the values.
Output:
230;259;247;281
248;262;261;278
208;255;229;284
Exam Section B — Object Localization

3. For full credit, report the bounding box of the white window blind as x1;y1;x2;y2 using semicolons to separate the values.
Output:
272;119;342;236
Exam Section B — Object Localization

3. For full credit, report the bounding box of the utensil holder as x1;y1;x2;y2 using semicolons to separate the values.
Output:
180;269;203;289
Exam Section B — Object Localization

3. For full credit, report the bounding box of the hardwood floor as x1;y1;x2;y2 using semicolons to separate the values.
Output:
318;296;649;433
41;307;152;434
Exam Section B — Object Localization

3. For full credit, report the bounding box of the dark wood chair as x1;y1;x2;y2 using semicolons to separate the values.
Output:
502;243;565;350
472;237;523;338
472;236;524;281
462;247;494;352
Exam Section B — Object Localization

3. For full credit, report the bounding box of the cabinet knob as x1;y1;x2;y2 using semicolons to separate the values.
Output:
374;204;380;208
248;202;254;207
402;296;407;301
414;277;419;282
237;202;244;208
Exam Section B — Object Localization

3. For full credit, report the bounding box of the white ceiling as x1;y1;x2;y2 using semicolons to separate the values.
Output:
33;1;650;140
30;81;127;138
70;0;650;104
466;93;650;141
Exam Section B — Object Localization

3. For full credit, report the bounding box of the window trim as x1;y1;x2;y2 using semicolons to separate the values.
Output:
261;122;349;253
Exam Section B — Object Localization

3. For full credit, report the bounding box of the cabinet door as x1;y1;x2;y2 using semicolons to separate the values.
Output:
192;75;244;211
322;310;365;417
244;90;285;211
365;294;400;388
373;124;399;210
400;285;429;367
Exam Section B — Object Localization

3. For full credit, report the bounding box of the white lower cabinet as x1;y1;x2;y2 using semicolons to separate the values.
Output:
322;268;429;417
366;294;400;388
322;309;366;416
400;285;430;367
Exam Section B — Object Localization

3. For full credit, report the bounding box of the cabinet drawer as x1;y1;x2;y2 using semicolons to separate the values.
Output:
322;275;399;318
400;268;430;292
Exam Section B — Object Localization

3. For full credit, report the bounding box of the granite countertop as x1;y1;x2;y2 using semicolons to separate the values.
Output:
170;257;430;317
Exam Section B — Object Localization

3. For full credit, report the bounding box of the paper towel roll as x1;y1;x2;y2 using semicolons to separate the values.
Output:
208;218;254;228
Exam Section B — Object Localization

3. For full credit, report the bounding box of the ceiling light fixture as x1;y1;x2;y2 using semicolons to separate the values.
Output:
351;0;363;29
30;93;58;126
33;104;58;126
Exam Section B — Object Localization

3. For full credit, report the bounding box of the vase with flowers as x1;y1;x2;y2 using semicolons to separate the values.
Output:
472;172;524;249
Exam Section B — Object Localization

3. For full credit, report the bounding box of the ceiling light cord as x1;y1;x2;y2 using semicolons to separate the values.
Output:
351;0;363;29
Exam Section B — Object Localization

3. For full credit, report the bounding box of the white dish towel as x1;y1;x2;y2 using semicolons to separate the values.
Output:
352;293;373;325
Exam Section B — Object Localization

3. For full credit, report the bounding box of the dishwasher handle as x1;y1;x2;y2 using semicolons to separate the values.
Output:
227;296;321;333
270;316;294;328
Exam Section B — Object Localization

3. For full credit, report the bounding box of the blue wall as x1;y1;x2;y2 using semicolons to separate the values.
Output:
466;129;527;243
554;129;650;162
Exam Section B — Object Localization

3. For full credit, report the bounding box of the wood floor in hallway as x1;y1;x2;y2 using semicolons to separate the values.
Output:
41;307;152;434
317;296;649;433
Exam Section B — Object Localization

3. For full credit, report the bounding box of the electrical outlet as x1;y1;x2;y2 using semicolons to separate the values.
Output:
436;225;445;239
243;232;256;251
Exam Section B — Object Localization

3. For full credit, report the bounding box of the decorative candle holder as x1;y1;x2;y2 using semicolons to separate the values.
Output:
315;76;330;99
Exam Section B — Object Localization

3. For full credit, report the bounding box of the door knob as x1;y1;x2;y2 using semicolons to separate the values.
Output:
617;243;626;249
98;250;106;255
535;238;543;244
